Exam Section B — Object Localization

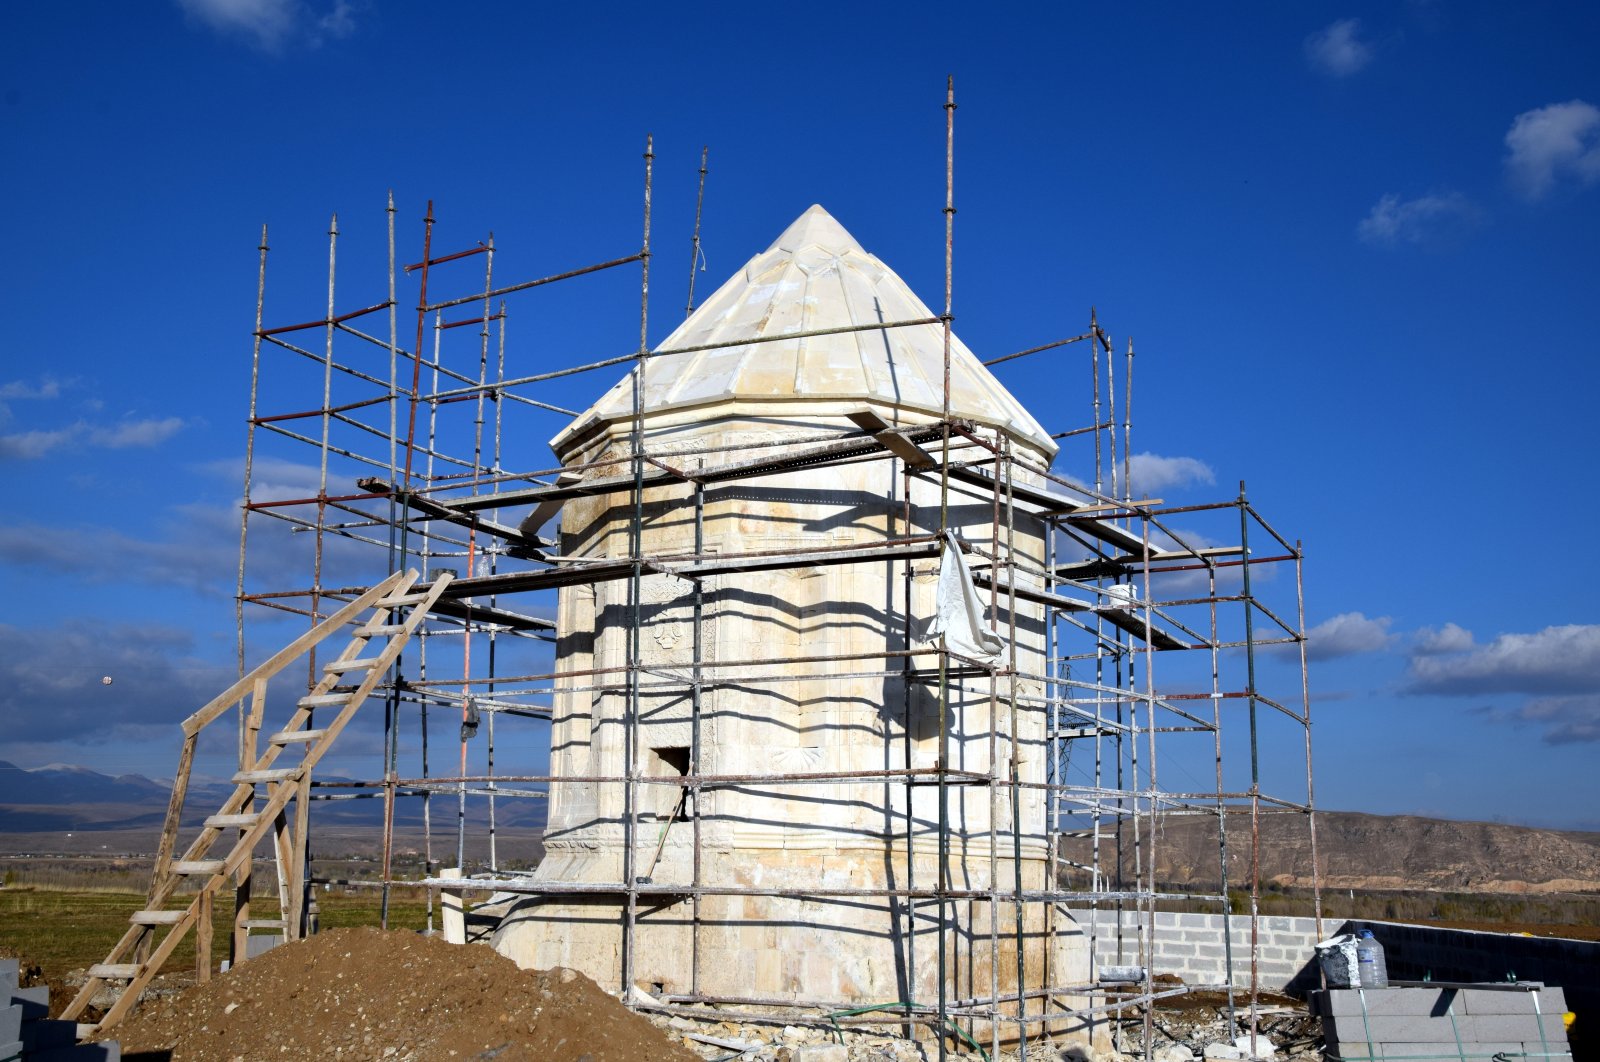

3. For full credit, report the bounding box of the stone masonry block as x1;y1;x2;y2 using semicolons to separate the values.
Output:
1463;1014;1568;1043
30;1044;123;1062
1328;1013;1561;1046
5;987;45;1022
1196;943;1228;959
1326;1038;1526;1061
1162;943;1197;958
1315;988;1462;1019
1456;987;1565;1016
22;1019;78;1053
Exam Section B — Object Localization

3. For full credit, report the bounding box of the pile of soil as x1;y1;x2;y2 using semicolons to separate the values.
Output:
104;927;700;1062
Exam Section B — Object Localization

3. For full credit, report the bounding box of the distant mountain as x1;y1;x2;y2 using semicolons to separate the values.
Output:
0;760;546;833
1061;808;1600;895
0;760;171;806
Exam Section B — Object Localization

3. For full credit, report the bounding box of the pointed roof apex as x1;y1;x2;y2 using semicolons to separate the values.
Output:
552;203;1056;460
767;204;864;256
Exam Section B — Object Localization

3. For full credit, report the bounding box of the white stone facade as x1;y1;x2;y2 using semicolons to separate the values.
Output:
492;207;1087;1019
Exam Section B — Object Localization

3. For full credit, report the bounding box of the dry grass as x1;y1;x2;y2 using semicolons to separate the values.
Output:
0;883;434;1014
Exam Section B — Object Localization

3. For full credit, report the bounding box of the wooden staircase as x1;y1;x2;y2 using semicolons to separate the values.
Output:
62;569;451;1034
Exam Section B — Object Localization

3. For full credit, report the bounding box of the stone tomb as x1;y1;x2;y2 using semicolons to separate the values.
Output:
493;206;1091;1021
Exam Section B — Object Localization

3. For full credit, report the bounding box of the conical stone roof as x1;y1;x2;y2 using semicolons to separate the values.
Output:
551;205;1055;458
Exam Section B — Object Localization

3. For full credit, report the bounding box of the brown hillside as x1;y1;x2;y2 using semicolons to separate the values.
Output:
1063;810;1600;894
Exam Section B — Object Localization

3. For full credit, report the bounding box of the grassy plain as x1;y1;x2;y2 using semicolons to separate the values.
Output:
0;883;434;1017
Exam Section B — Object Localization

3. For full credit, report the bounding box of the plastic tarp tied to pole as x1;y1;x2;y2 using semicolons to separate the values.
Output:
925;531;1006;666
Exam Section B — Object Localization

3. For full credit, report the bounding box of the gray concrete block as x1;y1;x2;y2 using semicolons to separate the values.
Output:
1163;943;1197;958
30;1044;122;1062
5;985;46;1021
1359;1014;1482;1043
1316;988;1461;1018
1463;1014;1567;1043
1197;943;1228;959
23;1018;79;1051
246;932;284;959
1325;1037;1524;1061
0;959;16;993
0;1039;23;1062
1455;986;1565;1016
0;1005;18;1044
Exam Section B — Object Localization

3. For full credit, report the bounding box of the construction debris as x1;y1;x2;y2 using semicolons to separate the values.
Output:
101;928;698;1062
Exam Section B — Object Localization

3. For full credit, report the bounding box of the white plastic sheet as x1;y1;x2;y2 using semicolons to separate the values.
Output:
925;532;1006;666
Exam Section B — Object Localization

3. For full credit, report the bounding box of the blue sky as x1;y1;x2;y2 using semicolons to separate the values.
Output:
1;2;1597;829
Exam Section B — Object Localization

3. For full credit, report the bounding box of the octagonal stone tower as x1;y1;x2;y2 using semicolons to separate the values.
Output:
493;206;1088;1017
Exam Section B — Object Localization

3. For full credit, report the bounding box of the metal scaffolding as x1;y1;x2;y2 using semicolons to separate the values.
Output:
227;84;1322;1060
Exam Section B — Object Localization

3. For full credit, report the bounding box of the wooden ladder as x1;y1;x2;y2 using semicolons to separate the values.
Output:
62;568;452;1034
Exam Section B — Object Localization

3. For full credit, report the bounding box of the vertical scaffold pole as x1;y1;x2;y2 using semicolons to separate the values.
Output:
936;74;956;1062
1295;542;1323;938
685;147;709;318
232;222;269;964
1238;483;1263;1055
622;133;654;999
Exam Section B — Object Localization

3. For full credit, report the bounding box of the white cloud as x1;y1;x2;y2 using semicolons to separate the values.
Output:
1406;623;1600;695
0;377;67;401
311;0;355;44
0;426;77;460
200;454;326;502
1517;694;1600;745
1125;452;1215;495
1412;622;1474;655
1357;191;1481;246
176;0;297;49
175;0;356;51
1305;612;1395;660
90;416;186;449
1306;19;1374;77
1504;100;1600;201
0;416;186;460
0;620;229;744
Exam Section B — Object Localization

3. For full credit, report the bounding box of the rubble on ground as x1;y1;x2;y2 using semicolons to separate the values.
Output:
641;986;1323;1062
92;929;1322;1062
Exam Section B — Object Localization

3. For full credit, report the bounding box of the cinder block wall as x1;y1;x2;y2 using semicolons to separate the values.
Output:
1067;909;1325;994
1069;910;1597;1017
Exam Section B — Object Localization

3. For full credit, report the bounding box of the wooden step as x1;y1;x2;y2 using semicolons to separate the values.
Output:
170;860;226;876
131;910;186;925
241;918;287;929
297;692;353;708
355;623;408;637
204;813;260;828
378;592;428;607
268;728;328;745
323;657;382;673
234;767;303;784
88;963;141;980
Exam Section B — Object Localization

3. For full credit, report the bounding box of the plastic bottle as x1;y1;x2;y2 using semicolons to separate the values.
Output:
1356;929;1389;988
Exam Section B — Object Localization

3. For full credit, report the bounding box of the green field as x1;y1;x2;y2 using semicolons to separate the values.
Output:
0;883;434;1015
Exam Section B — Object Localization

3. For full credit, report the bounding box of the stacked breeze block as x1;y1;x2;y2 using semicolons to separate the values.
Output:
1310;985;1571;1062
2;958;122;1062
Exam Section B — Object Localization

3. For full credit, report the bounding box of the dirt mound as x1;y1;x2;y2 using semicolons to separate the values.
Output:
104;927;699;1062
